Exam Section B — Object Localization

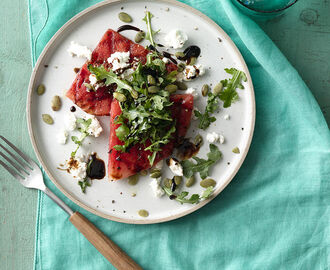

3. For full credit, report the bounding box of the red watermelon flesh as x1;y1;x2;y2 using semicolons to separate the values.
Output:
66;29;177;116
109;94;194;180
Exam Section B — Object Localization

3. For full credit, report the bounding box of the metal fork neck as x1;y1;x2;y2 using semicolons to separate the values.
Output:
44;187;74;216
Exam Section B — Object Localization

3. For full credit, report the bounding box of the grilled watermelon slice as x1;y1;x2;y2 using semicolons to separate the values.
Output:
109;94;194;180
66;29;177;116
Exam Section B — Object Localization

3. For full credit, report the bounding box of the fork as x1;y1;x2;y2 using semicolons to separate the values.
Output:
0;135;142;270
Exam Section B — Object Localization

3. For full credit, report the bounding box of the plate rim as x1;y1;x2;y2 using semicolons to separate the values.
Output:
26;0;256;224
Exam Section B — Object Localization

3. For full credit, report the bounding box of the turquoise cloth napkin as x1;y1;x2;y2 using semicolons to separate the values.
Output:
29;0;330;269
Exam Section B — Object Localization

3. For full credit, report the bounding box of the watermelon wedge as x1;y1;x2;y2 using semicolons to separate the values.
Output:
108;94;194;180
66;29;177;116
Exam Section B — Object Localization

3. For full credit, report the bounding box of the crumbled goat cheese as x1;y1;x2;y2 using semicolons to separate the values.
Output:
64;113;76;131
89;74;97;85
162;57;169;64
67;41;92;60
183;64;205;81
67;155;87;180
224;114;230;120
149;178;165;197
167;158;183;176
206;132;225;144
186;87;199;99
57;129;68;145
164;29;188;49
88;74;103;91
107;51;130;72
84;115;103;137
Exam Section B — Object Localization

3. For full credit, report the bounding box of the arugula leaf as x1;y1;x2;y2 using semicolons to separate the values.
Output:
201;186;214;199
78;178;91;193
194;110;216;130
181;144;222;179
163;186;214;204
142;11;159;47
70;118;92;157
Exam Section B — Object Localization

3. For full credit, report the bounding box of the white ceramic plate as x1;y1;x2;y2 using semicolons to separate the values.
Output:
27;0;255;224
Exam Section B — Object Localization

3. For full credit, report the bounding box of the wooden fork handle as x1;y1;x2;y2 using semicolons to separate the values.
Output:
69;211;142;270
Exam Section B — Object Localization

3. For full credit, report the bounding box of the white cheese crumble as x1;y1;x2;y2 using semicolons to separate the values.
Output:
107;51;130;72
149;178;165;197
64;113;76;131
84;115;103;137
67;154;87;180
206;132;225;144
164;29;188;49
67;41;92;60
224;114;230;120
162;57;169;64
186;87;199;99
56;129;68;145
89;74;97;85
183;64;205;81
168;158;183;176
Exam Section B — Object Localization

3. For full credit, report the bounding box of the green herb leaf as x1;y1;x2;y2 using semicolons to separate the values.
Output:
163;186;213;204
70;118;92;157
142;11;159;47
78;178;91;193
201;186;214;199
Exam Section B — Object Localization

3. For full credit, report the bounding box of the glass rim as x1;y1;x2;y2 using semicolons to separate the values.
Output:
235;0;299;13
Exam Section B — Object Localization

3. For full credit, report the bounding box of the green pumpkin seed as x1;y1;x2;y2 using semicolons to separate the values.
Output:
150;170;162;179
165;84;178;93
232;147;240;154
51;95;61;111
164;178;172;188
185;176;195;187
36;84;45;95
148;85;160;93
175;52;185;59
201;84;209;97
189;57;197;65
131;193;136;197
147;75;156;85
177;63;186;72
139;170;148;176
118;12;132;23
130;90;139;99
128;174;139;186
173;176;182;186
174;81;187;90
113;92;126;102
42;114;54;125
138;209;149;217
134;31;145;43
200;178;216;188
213;82;223;95
194;134;203;147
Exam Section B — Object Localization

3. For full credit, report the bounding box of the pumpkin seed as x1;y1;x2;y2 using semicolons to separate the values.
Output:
147;75;156;85
174;81;187;90
189;57;197;65
113;92;126;102
118;12;132;23
139;170;148;176
177;63;186;72
201;84;209;97
194;134;203;147
173;176;182;186
51;95;61;111
150;170;162;179
131;193;136;197
165;84;178;93
128;174;139;186
200;178;216;188
42;114;54;125
138;209;149;217
164;178;172;189
134;31;145;43
36;84;45;95
213;82;223;95
148;85;160;93
131;90;139;99
185;176;195;187
175;52;185;59
232;147;240;154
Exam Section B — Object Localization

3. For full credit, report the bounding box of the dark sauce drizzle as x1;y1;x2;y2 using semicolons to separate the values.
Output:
87;153;105;180
162;51;177;65
70;106;76;112
117;25;142;33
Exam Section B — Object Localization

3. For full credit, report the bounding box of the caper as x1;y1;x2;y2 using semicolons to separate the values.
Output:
118;12;132;23
42;114;54;125
138;209;149;217
200;178;216;188
185;176;195;187
134;31;145;43
201;84;209;97
232;147;240;154
148;85;160;93
139;170;148;176
51;95;61;111
194;134;203;147
175;52;185;59
36;84;45;95
189;57;197;65
150;170;162;179
128;174;139;186
130;90;139;99
173;176;182;186
177;63;186;72
213;82;223;95
113;92;126;102
164;178;172;188
147;75;156;85
174;81;187;90
165;84;178;93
